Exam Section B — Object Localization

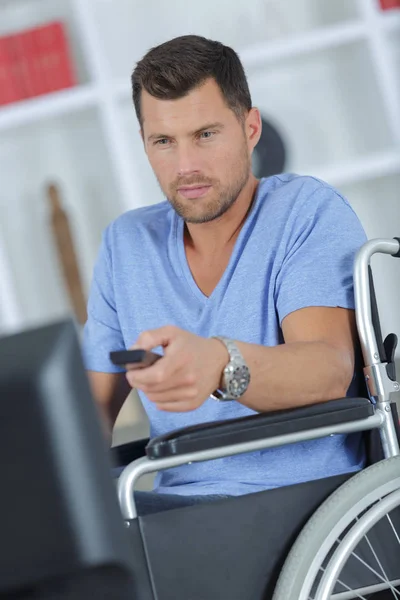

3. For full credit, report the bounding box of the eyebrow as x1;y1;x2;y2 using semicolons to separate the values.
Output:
147;122;225;143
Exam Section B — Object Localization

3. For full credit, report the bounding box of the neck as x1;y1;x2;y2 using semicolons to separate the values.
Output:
184;174;259;256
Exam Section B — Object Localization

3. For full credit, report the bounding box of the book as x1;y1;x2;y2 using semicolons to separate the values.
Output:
19;27;46;97
0;35;21;105
0;20;77;107
3;33;29;102
379;0;400;9
34;21;76;94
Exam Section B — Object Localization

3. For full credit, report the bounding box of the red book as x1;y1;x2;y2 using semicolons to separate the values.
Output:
33;21;76;94
11;31;36;99
0;36;14;105
0;34;25;105
379;0;400;9
18;27;46;98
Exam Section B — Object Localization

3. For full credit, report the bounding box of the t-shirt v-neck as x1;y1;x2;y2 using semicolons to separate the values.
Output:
83;173;368;497
173;187;261;305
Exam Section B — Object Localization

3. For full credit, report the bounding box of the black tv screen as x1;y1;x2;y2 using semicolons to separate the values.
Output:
0;320;135;599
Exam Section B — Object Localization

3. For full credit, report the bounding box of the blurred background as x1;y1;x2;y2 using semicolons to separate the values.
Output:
0;0;399;448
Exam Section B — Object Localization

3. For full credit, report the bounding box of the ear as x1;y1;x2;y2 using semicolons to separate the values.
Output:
245;107;262;152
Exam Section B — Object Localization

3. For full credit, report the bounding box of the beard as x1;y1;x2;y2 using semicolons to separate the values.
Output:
159;142;251;224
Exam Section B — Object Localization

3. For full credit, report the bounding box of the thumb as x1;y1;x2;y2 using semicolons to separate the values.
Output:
131;326;177;351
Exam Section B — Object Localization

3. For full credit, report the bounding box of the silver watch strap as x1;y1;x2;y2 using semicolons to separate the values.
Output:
211;336;246;401
212;336;244;363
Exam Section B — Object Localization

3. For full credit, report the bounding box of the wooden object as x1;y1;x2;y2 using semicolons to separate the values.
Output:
46;182;87;325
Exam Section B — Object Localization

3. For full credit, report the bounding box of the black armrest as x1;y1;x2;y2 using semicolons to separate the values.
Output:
146;397;374;459
110;437;149;468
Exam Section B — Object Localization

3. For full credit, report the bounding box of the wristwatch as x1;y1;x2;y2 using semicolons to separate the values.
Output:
210;336;251;401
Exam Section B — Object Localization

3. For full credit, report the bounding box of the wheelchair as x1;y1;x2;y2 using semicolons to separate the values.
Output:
112;237;400;600
0;237;399;600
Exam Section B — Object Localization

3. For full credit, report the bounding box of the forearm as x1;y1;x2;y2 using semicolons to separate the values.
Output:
87;370;132;440
235;340;354;413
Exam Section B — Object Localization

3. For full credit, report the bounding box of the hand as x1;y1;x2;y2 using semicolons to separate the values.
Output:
125;326;229;412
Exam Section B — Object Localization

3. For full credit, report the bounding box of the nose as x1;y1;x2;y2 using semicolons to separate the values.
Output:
175;142;202;178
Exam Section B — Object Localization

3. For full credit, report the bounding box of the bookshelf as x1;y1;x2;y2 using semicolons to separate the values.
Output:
0;0;399;359
0;84;98;130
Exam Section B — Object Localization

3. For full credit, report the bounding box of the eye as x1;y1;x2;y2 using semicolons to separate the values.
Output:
200;131;215;139
154;138;170;146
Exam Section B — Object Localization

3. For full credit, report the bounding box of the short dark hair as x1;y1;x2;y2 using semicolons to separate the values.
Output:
131;35;252;128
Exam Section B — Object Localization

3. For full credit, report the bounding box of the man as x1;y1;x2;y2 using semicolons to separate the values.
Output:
83;34;367;515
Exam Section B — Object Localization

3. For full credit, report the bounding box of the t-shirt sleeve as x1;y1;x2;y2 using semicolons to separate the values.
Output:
81;228;125;373
274;184;368;326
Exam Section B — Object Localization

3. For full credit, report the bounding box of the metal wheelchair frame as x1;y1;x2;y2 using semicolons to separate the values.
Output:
118;238;400;524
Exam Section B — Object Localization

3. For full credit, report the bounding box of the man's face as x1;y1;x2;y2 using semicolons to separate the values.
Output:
141;78;258;223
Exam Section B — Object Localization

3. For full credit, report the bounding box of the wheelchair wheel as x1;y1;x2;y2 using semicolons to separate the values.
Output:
272;455;400;600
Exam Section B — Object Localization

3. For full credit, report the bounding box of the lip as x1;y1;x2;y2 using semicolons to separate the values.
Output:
177;185;212;199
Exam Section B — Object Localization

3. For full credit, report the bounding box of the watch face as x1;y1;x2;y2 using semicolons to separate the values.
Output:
227;364;250;398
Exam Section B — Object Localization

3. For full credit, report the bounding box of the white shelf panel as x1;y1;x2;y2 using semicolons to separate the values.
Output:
380;7;400;31
0;232;22;335
0;107;125;332
0;0;398;335
339;173;400;355
341;173;400;239
0;85;99;132
117;100;166;209
117;85;400;208
239;21;367;69
88;0;362;81
311;150;400;187
359;0;400;145
247;40;395;174
389;31;400;108
114;21;367;102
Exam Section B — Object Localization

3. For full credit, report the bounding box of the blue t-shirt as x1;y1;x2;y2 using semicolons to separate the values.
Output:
83;174;368;496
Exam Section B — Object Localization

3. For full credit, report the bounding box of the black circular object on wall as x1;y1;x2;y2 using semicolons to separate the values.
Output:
252;115;287;178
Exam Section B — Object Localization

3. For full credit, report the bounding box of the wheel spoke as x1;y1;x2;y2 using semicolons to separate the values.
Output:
386;513;400;545
271;458;400;600
350;549;400;598
330;580;400;599
362;530;398;596
354;510;393;590
316;565;368;599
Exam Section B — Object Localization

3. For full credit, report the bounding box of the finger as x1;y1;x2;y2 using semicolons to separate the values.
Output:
126;359;189;392
133;325;178;351
155;400;200;412
147;388;198;404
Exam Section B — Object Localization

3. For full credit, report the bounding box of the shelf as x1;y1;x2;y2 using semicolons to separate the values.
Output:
389;31;400;100
311;150;400;187
247;39;395;174
117;99;166;208
0;0;91;84
239;21;367;70
0;85;99;132
90;0;362;81
0;234;21;334
118;82;400;206
0;0;399;335
339;172;400;348
1;16;390;138
114;20;368;102
0;106;125;331
381;8;400;31
340;172;400;239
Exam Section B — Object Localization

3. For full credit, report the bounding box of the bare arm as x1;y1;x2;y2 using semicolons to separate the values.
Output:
87;371;132;441
235;306;357;412
125;306;358;414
